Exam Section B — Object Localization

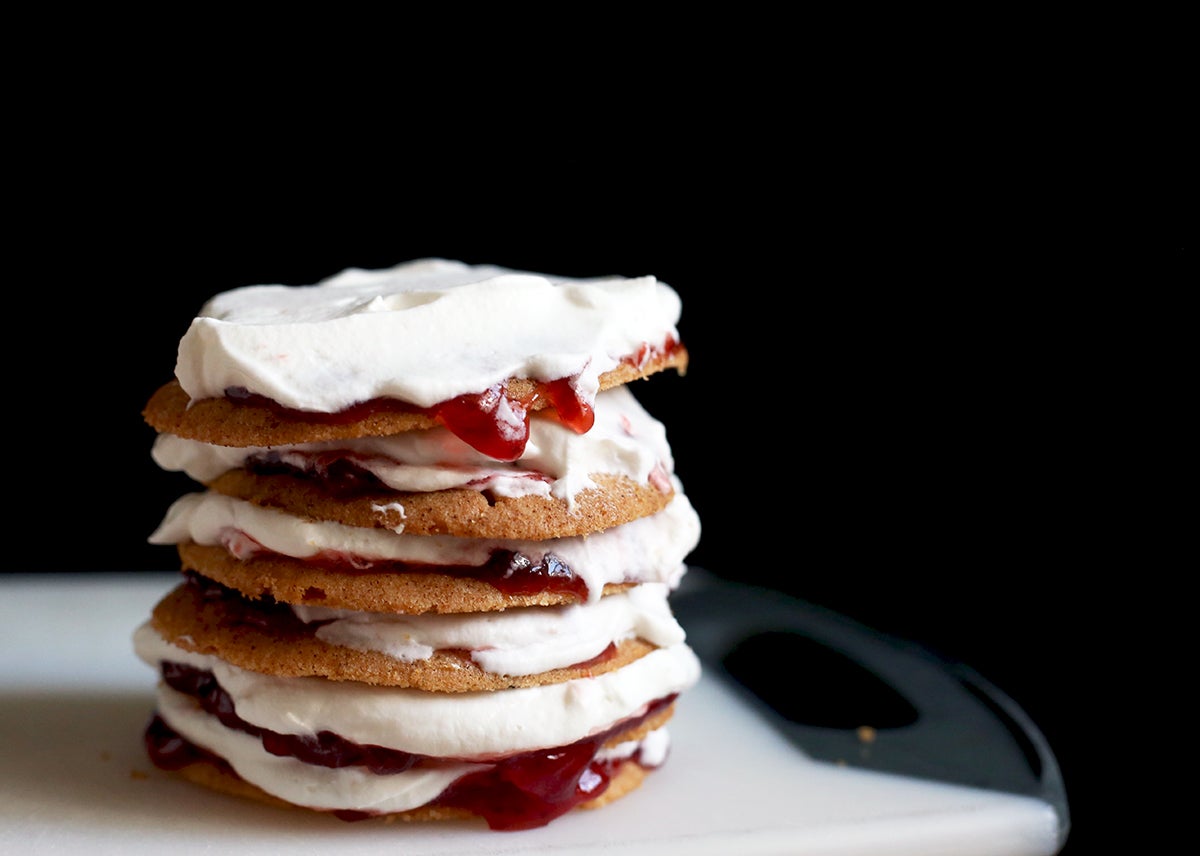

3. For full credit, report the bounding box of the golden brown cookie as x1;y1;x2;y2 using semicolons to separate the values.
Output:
177;543;635;614
149;579;658;692
143;347;687;447
204;469;674;539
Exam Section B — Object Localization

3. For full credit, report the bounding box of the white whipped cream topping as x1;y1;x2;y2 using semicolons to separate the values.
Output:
153;682;669;815
149;489;700;602
135;622;699;759
151;385;674;507
175;258;683;413
293;583;685;676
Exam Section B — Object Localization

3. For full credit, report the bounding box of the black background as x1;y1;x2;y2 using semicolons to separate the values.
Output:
10;54;1190;854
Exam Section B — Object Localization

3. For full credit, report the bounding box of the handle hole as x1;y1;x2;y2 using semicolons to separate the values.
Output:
721;630;919;730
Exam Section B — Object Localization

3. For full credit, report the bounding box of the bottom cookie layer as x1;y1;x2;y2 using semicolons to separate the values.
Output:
146;704;668;830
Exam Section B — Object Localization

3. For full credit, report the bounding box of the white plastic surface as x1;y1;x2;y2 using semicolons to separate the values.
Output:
0;573;1062;855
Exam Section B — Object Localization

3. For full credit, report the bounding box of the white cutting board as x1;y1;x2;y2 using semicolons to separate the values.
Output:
0;574;1063;855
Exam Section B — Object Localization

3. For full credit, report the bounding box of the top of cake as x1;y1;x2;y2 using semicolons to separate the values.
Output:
154;258;687;459
176;257;683;411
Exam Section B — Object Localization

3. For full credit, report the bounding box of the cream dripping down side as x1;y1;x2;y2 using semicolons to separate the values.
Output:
149;489;701;603
151;385;675;507
175;258;683;413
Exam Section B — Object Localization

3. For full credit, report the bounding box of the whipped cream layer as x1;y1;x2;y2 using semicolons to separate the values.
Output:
135;622;700;758
293;583;685;676
150;489;700;602
152;385;674;507
153;681;670;815
175;258;683;413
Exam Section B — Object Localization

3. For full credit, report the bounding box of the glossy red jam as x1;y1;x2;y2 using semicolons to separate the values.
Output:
145;661;675;830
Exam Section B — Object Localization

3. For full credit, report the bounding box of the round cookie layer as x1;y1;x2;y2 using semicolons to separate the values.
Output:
150;577;673;692
169;745;652;821
144;348;686;449
151;384;678;512
135;624;699;758
175;544;637;614
153;490;700;610
203;469;674;539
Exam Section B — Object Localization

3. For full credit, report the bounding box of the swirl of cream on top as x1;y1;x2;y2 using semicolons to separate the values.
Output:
175;258;683;413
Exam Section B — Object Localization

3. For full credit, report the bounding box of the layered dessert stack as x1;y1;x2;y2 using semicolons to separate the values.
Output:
135;259;702;830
